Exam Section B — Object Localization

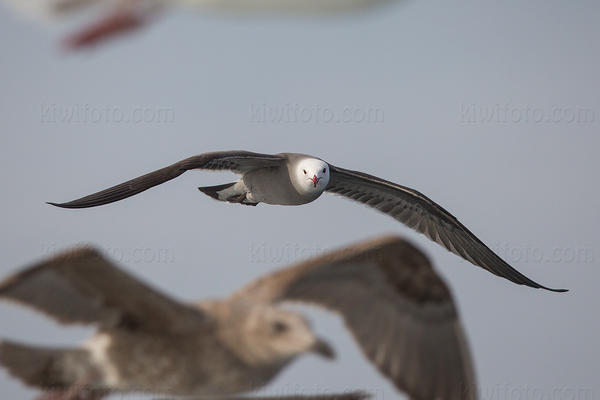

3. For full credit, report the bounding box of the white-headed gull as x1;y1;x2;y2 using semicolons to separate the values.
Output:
48;151;567;292
0;236;476;400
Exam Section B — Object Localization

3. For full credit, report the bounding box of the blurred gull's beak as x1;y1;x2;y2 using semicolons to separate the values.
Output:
311;338;336;360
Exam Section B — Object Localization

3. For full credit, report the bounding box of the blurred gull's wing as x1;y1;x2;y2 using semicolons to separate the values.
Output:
48;151;285;208
326;165;566;292
236;236;477;400
0;247;208;333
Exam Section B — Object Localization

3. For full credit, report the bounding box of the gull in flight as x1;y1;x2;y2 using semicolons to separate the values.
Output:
48;150;567;292
0;236;476;400
1;0;394;48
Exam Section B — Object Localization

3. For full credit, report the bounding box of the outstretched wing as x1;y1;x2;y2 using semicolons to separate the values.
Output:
326;165;566;292
236;236;477;400
0;247;208;333
48;151;285;208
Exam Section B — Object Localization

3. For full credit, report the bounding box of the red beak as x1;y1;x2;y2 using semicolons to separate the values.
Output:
311;175;320;187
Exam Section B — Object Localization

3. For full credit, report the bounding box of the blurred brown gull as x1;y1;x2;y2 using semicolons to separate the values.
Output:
0;235;476;399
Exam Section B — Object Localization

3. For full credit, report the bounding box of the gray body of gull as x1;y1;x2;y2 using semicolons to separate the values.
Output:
0;236;476;400
48;150;567;292
1;0;395;48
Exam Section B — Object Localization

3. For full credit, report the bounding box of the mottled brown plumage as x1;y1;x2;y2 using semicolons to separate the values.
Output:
0;236;477;400
236;236;477;400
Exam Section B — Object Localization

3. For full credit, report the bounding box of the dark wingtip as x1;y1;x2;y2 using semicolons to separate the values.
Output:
542;286;569;293
46;201;79;209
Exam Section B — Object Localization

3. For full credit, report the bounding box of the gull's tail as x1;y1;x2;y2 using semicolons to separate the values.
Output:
198;182;238;201
198;182;258;206
0;339;91;390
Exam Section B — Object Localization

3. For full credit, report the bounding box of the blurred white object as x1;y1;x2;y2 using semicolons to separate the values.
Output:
2;0;124;21
1;0;393;48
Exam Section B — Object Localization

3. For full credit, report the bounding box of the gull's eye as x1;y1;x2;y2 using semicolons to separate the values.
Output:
322;168;326;173
303;169;307;174
272;321;289;334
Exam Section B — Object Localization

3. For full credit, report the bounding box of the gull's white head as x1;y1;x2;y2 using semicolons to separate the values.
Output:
291;158;330;197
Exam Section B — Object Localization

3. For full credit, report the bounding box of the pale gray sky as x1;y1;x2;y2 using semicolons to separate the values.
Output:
0;1;598;399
